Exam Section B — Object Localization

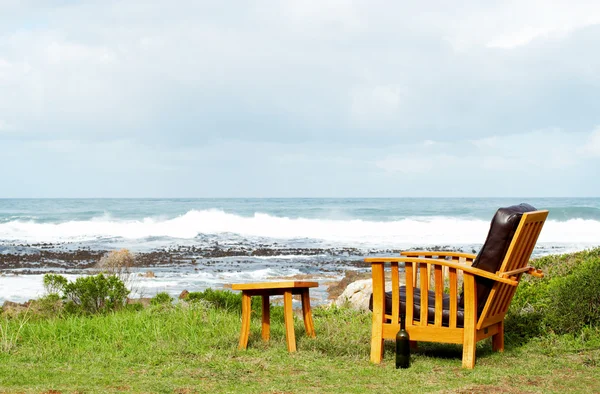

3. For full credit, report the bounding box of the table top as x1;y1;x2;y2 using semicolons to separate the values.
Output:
231;281;319;291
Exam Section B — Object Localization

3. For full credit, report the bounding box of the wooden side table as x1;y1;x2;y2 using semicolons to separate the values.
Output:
231;281;318;352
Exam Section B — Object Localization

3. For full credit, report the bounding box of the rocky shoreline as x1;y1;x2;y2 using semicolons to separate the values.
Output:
0;243;375;274
0;242;468;306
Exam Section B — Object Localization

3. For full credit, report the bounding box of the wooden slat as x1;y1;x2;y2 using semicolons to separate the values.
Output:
401;251;477;260
521;222;542;264
449;267;457;328
480;211;548;329
511;223;535;270
420;263;429;326
434;265;443;326
365;257;519;286
499;266;533;277
492;284;509;316
400;325;463;344
479;313;505;329
497;211;548;274
412;261;418;287
232;281;318;291
405;263;414;326
511;224;532;270
391;261;400;324
480;211;548;326
488;284;502;317
502;286;518;315
476;323;500;341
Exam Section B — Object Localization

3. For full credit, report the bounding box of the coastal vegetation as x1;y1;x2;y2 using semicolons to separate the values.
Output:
0;248;599;393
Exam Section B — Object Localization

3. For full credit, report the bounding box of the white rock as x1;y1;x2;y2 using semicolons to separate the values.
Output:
335;279;392;311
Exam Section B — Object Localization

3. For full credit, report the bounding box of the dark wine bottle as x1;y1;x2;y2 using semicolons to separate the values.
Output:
396;313;410;369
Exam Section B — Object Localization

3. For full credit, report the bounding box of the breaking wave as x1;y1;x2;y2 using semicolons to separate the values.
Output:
0;209;598;247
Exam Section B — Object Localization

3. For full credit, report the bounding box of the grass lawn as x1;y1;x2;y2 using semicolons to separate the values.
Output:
1;302;598;393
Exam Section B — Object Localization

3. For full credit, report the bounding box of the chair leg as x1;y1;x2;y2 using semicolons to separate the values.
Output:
462;329;476;369
370;336;384;363
492;321;504;352
370;263;385;363
462;275;477;369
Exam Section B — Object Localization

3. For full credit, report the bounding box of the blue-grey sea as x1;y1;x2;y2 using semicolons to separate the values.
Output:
1;198;599;303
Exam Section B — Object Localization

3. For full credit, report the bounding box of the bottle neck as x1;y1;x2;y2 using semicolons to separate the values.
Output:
400;314;406;330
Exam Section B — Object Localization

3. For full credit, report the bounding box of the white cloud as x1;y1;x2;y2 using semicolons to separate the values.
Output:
470;137;499;149
486;26;559;49
350;84;402;128
1;1;600;196
481;156;527;171
580;126;600;157
436;0;600;50
0;120;13;132
280;0;365;34
376;157;428;174
45;41;117;66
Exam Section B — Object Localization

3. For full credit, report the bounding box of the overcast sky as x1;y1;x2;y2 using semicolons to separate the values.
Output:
1;0;599;198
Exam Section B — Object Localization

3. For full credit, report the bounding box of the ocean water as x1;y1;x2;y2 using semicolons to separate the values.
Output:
1;198;599;303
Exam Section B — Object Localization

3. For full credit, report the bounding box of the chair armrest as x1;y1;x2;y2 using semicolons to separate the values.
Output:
365;257;518;286
499;266;544;278
400;251;477;260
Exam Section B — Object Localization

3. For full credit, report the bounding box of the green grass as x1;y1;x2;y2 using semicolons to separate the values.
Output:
0;302;598;394
2;248;600;393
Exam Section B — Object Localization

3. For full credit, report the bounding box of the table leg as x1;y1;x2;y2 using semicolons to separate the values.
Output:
238;292;251;350
261;294;270;341
283;290;296;352
301;289;316;337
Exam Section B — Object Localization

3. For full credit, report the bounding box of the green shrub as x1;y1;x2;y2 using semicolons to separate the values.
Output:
43;274;68;295
151;292;173;305
42;273;130;315
506;248;600;339
64;274;130;314
545;257;600;334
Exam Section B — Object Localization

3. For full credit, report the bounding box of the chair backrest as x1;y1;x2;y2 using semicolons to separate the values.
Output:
477;208;548;328
459;204;542;313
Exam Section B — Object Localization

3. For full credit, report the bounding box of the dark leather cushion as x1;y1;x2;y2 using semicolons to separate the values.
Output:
459;203;537;312
369;286;465;327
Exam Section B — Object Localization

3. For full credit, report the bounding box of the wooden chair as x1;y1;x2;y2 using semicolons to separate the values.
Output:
366;204;548;368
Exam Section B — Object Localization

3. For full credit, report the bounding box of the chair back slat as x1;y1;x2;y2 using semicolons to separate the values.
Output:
419;263;429;325
449;267;458;328
405;263;415;325
391;262;400;324
498;211;547;274
434;265;444;326
478;210;548;328
492;283;513;316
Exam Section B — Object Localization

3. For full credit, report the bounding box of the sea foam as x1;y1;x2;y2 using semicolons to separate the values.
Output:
0;209;598;247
